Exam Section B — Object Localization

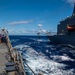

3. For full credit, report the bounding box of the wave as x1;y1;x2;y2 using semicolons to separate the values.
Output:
11;39;19;43
14;44;75;75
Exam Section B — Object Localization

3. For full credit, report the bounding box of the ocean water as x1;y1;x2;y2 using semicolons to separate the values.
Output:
9;35;75;75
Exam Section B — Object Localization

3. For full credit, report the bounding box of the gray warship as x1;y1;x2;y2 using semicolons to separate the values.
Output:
49;4;75;47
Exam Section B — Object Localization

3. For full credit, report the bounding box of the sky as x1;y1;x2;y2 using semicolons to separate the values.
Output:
0;0;74;35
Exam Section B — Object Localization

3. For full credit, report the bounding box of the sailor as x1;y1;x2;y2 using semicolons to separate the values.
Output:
0;34;2;43
1;34;5;43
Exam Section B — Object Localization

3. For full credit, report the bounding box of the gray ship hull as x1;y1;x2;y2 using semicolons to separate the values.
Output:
49;35;75;46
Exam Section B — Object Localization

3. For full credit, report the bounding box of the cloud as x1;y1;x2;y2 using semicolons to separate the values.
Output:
66;0;75;3
38;24;48;33
63;0;75;5
38;24;42;27
8;20;33;25
8;28;38;35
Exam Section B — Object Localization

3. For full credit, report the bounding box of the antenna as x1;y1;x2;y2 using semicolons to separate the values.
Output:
72;3;75;16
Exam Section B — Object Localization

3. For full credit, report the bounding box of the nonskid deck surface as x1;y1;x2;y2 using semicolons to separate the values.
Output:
0;43;8;74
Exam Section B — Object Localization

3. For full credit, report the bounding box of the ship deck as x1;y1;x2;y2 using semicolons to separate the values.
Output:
0;43;8;74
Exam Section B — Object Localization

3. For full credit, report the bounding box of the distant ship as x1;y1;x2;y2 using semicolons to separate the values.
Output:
48;4;75;47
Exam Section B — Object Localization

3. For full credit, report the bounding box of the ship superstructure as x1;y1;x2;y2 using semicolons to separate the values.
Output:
57;4;75;36
49;4;75;47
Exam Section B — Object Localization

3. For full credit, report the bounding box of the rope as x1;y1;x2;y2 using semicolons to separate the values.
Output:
24;61;36;75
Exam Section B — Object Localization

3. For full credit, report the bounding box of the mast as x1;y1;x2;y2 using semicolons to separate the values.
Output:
72;3;75;16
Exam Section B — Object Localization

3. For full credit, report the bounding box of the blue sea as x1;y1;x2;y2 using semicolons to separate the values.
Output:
9;35;75;75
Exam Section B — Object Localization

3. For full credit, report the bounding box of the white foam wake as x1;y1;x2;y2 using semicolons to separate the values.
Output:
11;39;19;42
15;44;74;75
